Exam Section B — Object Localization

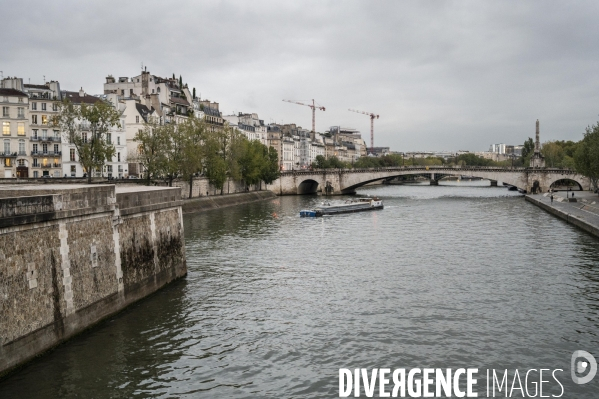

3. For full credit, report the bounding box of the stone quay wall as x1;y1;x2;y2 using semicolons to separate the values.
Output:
0;184;186;376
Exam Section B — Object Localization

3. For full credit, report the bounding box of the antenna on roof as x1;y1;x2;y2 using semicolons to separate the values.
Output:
141;61;143;71
43;75;45;83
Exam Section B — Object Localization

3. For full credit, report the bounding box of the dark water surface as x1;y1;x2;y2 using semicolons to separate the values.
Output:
1;183;599;398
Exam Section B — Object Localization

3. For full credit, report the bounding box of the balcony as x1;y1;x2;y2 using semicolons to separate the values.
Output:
30;136;61;142
1;152;18;157
18;151;27;156
32;163;61;169
31;151;62;156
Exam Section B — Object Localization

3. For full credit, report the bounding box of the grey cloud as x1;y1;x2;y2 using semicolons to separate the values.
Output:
3;0;599;151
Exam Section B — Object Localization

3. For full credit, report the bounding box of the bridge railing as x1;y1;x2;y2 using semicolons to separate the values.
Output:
280;166;577;175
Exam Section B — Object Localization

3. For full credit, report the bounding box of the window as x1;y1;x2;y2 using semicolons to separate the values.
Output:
18;140;25;155
17;122;24;136
70;165;76;177
152;89;154;93
33;158;38;167
130;89;133;96
4;139;10;154
31;102;37;110
53;130;59;139
70;148;75;161
136;116;139;123
117;152;121;162
41;115;48;125
32;129;38;139
17;159;24;167
18;97;23;103
42;158;48;167
54;144;59;154
17;107;24;117
42;129;47;139
117;136;121;145
2;122;9;136
4;158;12;167
157;87;160;93
32;115;37;124
53;158;59;167
42;144;48;154
33;171;38;178
82;132;87;143
2;96;7;102
32;144;38;154
41;103;46;111
2;107;8;117
52;103;58;111
106;133;111;144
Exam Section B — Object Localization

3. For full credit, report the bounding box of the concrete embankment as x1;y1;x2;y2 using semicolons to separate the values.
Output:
182;191;276;214
0;184;186;376
526;192;599;238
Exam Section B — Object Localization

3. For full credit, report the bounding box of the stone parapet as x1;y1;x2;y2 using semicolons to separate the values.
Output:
0;184;186;376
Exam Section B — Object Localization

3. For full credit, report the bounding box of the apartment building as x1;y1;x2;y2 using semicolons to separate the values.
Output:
24;81;62;177
0;83;29;178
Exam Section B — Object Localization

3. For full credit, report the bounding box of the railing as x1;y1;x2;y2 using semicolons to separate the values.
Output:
31;151;62;156
31;163;61;169
0;152;17;157
29;136;61;142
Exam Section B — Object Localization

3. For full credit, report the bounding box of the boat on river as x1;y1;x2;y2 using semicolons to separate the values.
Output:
300;197;383;217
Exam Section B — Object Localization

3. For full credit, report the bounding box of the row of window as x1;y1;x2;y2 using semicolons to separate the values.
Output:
2;121;25;136
30;102;58;111
2;106;26;118
1;96;24;103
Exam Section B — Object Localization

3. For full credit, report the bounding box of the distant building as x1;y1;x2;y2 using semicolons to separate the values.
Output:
489;143;506;154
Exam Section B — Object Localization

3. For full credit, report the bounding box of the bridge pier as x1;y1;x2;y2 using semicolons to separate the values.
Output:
490;180;498;187
429;179;438;186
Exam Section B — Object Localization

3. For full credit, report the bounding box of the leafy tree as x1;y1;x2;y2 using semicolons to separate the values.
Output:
179;75;183;88
260;146;280;185
521;137;534;166
456;153;493;166
313;155;330;169
203;130;227;192
541;141;565;167
238;139;263;186
574;122;599;191
53;99;121;183
178;117;208;197
133;119;169;185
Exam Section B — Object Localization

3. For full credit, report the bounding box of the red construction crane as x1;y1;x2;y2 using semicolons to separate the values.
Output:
282;99;326;133
348;109;379;153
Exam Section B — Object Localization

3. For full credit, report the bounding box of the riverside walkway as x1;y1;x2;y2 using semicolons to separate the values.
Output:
526;190;599;238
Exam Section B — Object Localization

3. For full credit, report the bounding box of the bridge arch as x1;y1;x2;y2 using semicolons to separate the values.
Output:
297;179;320;195
549;178;583;191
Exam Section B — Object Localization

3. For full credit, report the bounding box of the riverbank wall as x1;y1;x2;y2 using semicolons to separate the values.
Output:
525;194;599;238
182;191;276;214
0;184;186;376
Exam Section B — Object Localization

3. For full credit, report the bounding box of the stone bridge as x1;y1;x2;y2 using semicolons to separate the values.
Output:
265;166;591;195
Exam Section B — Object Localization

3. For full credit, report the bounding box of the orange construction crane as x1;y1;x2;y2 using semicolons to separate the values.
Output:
282;99;326;133
348;109;379;153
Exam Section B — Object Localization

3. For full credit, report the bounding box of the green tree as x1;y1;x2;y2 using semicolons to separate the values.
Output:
133;119;169;185
260;146;280;185
178;117;208;197
456;153;493;166
574;122;599;191
541;141;565;167
312;155;331;169
53;99;121;183
521;137;535;166
238;139;264;187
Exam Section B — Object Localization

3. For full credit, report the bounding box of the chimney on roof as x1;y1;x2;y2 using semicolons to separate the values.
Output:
79;87;85;97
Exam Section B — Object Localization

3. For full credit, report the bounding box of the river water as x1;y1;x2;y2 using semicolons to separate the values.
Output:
1;182;599;398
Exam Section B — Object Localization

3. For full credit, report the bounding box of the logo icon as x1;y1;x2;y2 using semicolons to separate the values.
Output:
571;350;597;384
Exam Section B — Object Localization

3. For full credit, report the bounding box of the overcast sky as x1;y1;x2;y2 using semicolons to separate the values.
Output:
3;0;599;151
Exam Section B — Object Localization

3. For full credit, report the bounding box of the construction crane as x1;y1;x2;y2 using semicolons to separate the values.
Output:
282;99;325;133
348;109;379;154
